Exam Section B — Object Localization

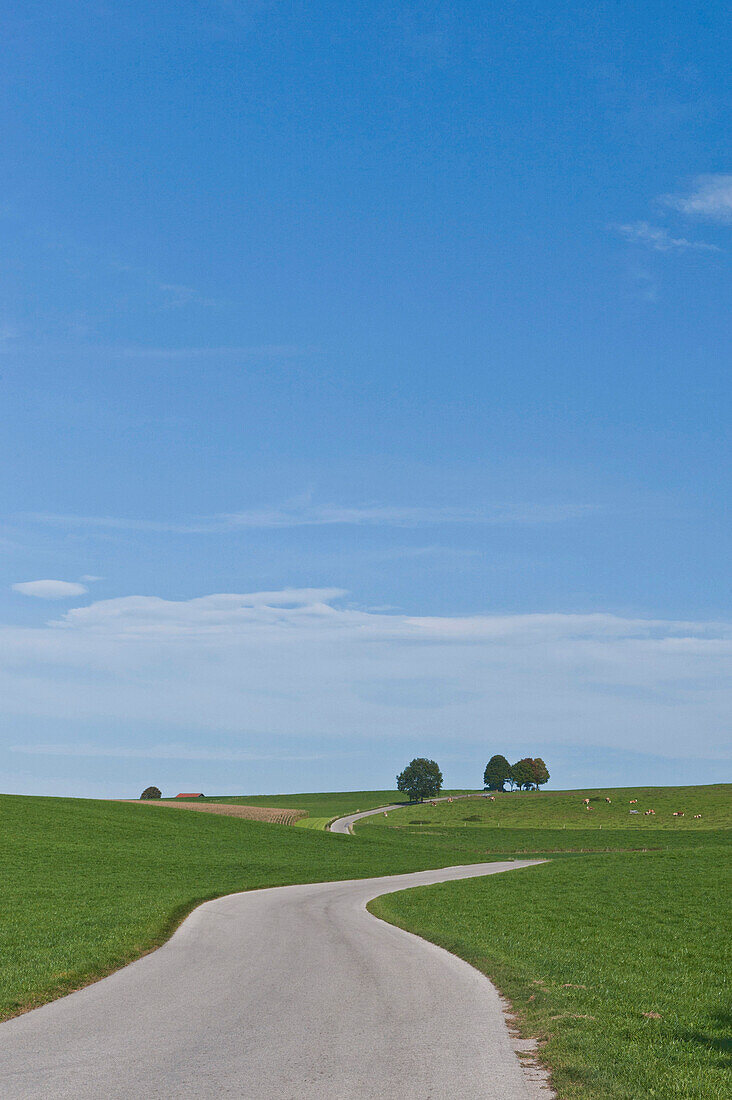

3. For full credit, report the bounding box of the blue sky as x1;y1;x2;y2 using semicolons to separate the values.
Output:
1;1;730;797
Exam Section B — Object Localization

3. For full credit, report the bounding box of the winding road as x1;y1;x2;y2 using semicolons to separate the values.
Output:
329;793;475;834
0;858;542;1099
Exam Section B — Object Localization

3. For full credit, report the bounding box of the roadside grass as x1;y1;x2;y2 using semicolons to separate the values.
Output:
294;816;334;830
360;824;729;856
370;841;731;1100
0;792;485;1022
358;784;731;832
363;783;731;1098
2;783;729;1100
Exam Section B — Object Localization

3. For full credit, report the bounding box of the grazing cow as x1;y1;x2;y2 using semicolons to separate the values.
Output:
605;797;612;803
583;798;590;805
448;797;453;803
694;814;702;819
383;812;388;817
630;799;638;804
672;811;685;817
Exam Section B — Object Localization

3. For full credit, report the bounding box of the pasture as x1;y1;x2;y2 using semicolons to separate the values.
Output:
1;783;728;1100
0;791;484;1022
357;783;730;832
365;783;731;1100
371;843;731;1099
181;788;475;825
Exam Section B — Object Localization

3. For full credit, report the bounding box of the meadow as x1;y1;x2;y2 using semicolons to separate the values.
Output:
0;790;485;1022
181;788;473;824
365;784;731;1100
1;783;729;1100
357;783;730;831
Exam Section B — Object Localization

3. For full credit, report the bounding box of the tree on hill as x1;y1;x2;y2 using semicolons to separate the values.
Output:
140;786;162;800
509;759;536;791
483;754;511;791
396;758;443;802
531;758;550;789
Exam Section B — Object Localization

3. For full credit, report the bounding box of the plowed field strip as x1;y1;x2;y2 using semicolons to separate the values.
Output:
120;800;307;825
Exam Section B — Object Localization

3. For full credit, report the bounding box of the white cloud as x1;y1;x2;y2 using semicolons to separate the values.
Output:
615;221;721;253
109;344;305;360
23;500;596;534
10;743;349;763
662;174;732;223
0;589;728;761
11;580;88;599
220;502;593;528
80;575;103;583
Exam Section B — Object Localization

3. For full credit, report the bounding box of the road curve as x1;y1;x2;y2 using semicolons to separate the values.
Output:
0;861;541;1099
329;802;404;832
329;793;477;833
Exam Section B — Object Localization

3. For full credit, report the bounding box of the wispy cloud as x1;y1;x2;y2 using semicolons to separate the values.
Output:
11;579;88;599
10;742;352;763
0;588;728;761
22;500;596;534
615;221;721;253
220;502;593;529
662;174;732;223
107;344;307;360
629;268;659;302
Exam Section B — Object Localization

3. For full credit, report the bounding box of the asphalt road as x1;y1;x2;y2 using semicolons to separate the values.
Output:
329;802;405;833
0;861;541;1099
329;793;477;833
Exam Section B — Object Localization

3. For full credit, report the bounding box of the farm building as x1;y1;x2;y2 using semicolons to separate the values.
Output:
175;792;205;799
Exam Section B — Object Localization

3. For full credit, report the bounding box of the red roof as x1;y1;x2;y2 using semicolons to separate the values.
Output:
175;792;204;798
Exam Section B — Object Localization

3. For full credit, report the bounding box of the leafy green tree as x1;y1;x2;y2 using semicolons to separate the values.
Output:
483;754;511;791
509;758;536;791
396;758;443;802
531;758;550;789
140;786;161;800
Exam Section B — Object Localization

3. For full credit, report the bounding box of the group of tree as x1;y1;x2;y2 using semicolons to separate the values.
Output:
483;754;549;791
396;754;549;801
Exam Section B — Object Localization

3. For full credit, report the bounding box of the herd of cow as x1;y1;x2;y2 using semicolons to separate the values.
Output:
580;796;702;819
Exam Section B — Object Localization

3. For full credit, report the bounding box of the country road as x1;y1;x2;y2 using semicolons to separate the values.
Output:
0;861;541;1099
329;792;477;833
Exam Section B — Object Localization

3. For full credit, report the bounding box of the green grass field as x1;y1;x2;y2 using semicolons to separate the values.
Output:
371;847;731;1099
1;783;729;1099
0;790;481;1022
365;784;731;1100
183;788;475;825
293;815;335;829
356;784;730;831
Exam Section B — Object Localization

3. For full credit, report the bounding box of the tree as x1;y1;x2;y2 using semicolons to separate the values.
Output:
140;786;162;800
483;754;511;791
396;758;443;802
531;758;550;789
509;758;536;791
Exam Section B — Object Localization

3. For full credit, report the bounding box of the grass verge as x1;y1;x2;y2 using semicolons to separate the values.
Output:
369;838;731;1099
2;783;729;1100
0;791;484;1021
